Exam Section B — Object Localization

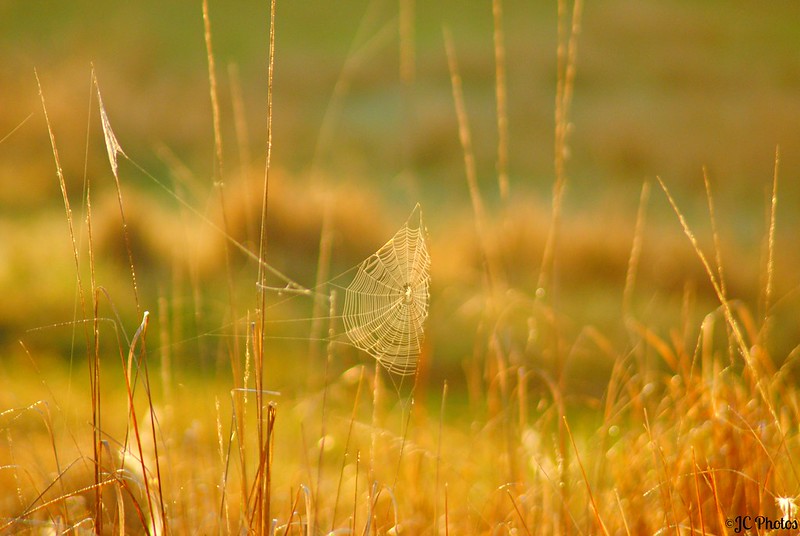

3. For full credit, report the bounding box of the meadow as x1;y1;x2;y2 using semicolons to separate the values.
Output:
2;0;800;533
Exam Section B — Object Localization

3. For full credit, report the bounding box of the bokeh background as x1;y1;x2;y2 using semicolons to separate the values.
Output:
2;0;800;394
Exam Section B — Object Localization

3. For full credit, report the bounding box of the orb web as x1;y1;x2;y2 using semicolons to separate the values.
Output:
343;209;430;375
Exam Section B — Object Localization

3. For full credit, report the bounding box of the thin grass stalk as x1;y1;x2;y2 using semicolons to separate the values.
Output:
492;0;509;203
246;386;276;534
215;397;233;534
220;389;241;530
94;75;140;315
313;290;337;532
613;489;632;536
388;399;413;523
203;0;224;180
228;62;254;195
444;483;449;536
222;348;246;529
537;0;582;296
622;180;650;317
88;176;103;536
490;332;517;482
82;76;102;534
506;489;531;536
35;70;100;533
137;313;168;533
203;0;241;381
763;145;780;324
701;168;739;365
332;366;366;532
259;403;277;534
1;472;125;534
656;177;785;437
35;402;71;525
308;200;334;375
240;317;253;514
157;295;172;403
392;361;423;500
517;366;528;434
707;467;727;535
95;72;153;531
129;312;158;534
258;0;277;278
256;0;277;530
691;449;707;535
281;486;303;536
434;380;447;535
100;441;126;536
702;168;727;301
15;351;89;516
443;26;501;296
369;361;381;533
538;8;582;520
250;320;265;530
564;417;609;536
353;450;360;534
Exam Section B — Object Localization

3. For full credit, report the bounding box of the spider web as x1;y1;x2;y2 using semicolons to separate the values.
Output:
343;207;430;375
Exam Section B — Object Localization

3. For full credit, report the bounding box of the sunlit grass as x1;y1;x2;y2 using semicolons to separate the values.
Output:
3;0;800;534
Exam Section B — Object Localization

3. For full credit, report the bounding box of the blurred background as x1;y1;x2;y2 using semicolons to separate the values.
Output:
2;0;800;394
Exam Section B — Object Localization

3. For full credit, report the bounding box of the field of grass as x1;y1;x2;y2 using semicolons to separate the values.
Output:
2;0;800;533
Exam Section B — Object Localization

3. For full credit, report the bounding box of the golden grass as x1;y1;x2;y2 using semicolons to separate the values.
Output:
3;1;800;535
3;282;800;533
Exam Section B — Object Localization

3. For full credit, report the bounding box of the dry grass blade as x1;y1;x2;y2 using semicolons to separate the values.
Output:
203;0;224;179
623;180;650;317
656;178;750;367
257;0;277;282
443;26;501;296
313;290;337;532
120;311;162;533
434;380;447;536
254;2;277;529
229;63;253;177
492;0;509;203
1;472;120;533
764;145;780;322
332;366;366;532
692;448;706;534
369;361;381;530
564;416;609;536
504;488;531;536
35;69;104;532
537;0;583;296
35;70;90;349
702;168;727;302
203;0;243;442
443;26;483;223
613;489;632;536
308;201;334;373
